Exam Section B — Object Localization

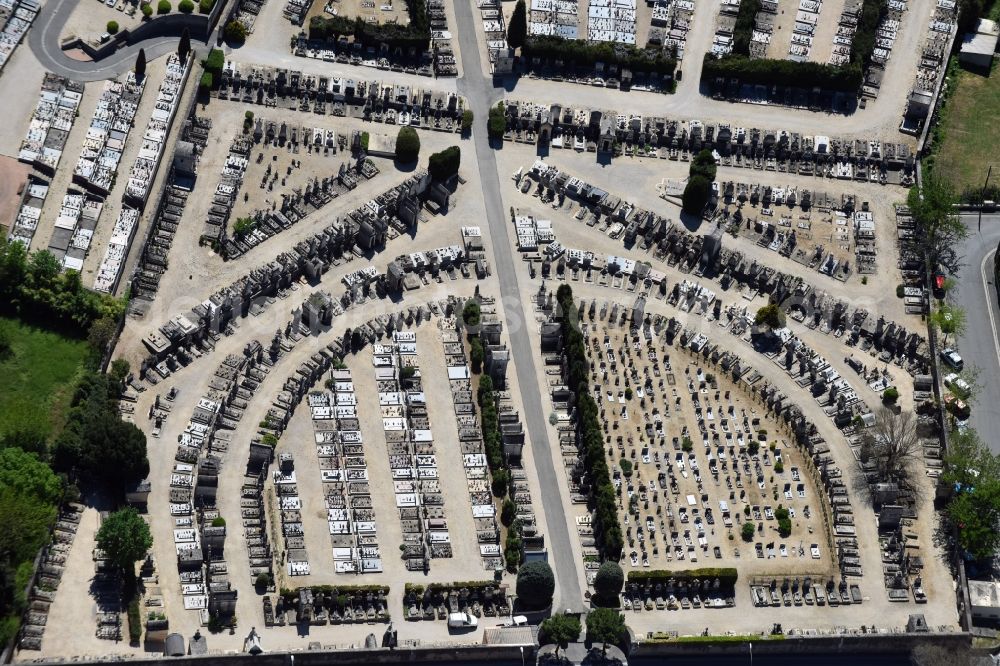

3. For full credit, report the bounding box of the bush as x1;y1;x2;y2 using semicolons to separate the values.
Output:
178;0;194;11
308;0;430;51
690;149;717;181
896;284;905;298
223;19;247;43
427;146;461;182
203;48;225;75
516;561;555;610
774;460;784;473
198;0;215;12
627;568;739;588
128;599;142;643
255;572;273;588
619;458;633;477
470;336;484;373
594;561;624;605
491;468;509;497
141;2;152;16
702;53;863;93
211;517;226;527
682;175;711;216
522;35;676;75
461;109;474;134
754;303;786;329
487;102;506;140
681;436;693;452
748;440;760;455
882;387;899;404
463;299;481;327
742;521;755;541
106;20;119;34
395;126;420;163
501;497;516;526
156;0;170;13
199;71;213;92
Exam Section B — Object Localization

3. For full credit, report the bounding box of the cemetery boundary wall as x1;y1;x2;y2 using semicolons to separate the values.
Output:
12;632;971;665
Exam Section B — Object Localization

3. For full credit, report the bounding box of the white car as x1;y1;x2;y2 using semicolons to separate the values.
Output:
944;373;971;396
940;348;964;370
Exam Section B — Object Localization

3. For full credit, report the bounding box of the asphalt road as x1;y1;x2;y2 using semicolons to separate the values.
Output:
452;0;586;611
952;213;1000;449
28;0;210;81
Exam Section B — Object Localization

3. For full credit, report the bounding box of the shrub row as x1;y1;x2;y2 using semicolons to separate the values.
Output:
627;568;739;588
731;0;762;55
522;35;677;76
556;285;624;561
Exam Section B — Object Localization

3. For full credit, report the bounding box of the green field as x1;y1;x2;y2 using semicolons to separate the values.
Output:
933;63;1000;195
0;317;89;440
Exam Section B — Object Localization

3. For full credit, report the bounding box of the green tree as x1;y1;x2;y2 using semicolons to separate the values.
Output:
690;149;717;181
86;315;118;355
586;608;626;655
681;175;711;216
157;0;170;11
515;561;555;610
501;497;516;526
882;387;899;404
470;336;484;372
395;126;420;163
178;0;194;11
741;521;755;541
110;358;131;392
141;2;152;16
907;175;966;276
427;146;461;182
135;48;147;78
754;303;786;329
463;299;481;327
0;323;10;361
593;561;624;605
931;304;966;345
107;20;119;34
461;109;474;134
540;613;581;656
507;0;527;49
233;216;255;238
178;27;191;60
96;508;153;574
223;19;247;43
487;102;506;140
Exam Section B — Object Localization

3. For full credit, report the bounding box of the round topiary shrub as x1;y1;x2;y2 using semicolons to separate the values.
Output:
516;561;554;611
593;561;624;606
141;2;152;16
178;0;194;12
106;20;119;33
157;0;170;13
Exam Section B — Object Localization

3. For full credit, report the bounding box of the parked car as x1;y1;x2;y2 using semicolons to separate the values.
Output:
447;612;478;629
940;348;964;371
944;373;971;396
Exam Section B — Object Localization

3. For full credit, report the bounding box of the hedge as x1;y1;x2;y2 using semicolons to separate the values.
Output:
157;0;170;13
198;0;215;12
628;568;739;588
178;0;194;12
556;285;623;560
522;35;677;75
731;0;762;55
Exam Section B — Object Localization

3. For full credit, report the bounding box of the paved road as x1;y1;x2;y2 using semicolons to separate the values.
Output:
952;212;1000;449
453;0;586;612
28;0;210;80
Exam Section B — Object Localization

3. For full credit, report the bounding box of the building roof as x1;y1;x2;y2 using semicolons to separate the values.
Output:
968;580;1000;608
961;18;1000;56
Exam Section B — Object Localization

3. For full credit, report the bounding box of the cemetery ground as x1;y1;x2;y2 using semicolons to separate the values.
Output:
490;143;959;635
304;0;411;29
931;61;1000;196
0;316;90;440
119;99;469;327
59;0;143;48
589;326;835;577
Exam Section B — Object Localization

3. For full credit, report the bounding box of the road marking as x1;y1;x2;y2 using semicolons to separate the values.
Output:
979;247;1000;373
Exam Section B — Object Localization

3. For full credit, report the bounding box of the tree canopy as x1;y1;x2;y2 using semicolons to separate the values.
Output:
178;27;191;60
681;175;712;216
462;299;481;327
395;126;420;163
690;149;717;181
943;429;1000;560
96;508;153;573
539;613;580;655
427;146;461;182
135;49;147;78
907;175;966;276
593;561;624;605
586;608;627;654
507;0;527;49
754;303;786;329
515;561;555;610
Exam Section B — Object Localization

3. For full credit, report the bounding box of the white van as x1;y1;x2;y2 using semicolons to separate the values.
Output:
447;612;478;629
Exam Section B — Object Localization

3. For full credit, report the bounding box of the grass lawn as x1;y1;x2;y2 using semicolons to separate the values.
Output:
0;316;89;440
934;63;1000;194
